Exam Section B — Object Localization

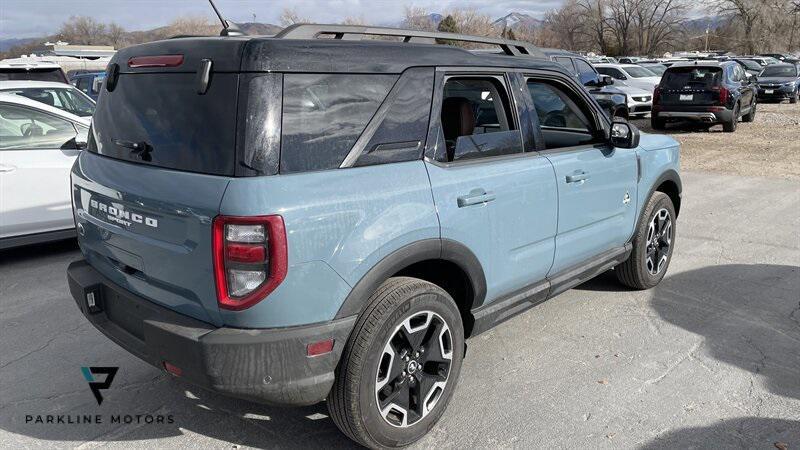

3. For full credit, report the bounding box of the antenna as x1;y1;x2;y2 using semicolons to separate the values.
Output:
207;0;246;36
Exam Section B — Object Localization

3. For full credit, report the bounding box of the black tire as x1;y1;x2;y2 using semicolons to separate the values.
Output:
742;100;756;123
791;92;798;104
722;104;739;132
328;277;465;448
615;192;676;290
651;116;666;130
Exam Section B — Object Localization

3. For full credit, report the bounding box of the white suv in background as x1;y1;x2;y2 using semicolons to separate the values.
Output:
0;89;92;249
594;63;662;93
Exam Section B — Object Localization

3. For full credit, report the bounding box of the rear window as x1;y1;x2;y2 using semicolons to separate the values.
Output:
280;74;396;173
662;67;722;89
89;73;239;176
0;68;67;83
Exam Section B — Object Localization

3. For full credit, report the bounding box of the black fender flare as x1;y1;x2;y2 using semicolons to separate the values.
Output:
334;238;487;319
643;169;682;220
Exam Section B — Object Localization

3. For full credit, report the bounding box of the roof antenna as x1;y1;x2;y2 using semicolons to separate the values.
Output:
208;0;246;36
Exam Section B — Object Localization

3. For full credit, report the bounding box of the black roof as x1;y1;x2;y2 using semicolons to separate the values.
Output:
112;35;566;75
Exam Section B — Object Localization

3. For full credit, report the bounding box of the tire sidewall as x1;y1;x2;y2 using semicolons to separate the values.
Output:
357;287;464;447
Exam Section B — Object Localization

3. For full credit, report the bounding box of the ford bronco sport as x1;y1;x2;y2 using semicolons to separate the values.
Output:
67;24;682;448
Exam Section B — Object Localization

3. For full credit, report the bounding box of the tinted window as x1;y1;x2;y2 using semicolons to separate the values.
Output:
737;59;763;71
0;68;66;83
0;103;77;150
89;73;239;175
574;59;596;78
761;66;798;77
662;67;722;89
3;87;95;117
527;80;598;149
280;74;396;173
439;77;521;162
554;57;576;74
623;66;656;78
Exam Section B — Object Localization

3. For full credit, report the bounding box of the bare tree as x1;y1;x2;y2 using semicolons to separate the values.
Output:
578;0;612;54
279;8;311;27
542;0;589;51
57;16;107;45
105;23;126;48
714;0;762;53
402;6;437;31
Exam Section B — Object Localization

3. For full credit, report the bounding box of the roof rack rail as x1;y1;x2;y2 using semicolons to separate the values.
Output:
275;24;544;58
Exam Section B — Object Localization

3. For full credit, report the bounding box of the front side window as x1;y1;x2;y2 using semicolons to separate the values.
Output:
597;67;626;80
438;76;522;162
527;80;600;149
0;103;77;150
280;73;397;173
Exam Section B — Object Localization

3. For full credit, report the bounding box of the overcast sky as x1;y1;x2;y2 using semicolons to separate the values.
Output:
0;0;566;39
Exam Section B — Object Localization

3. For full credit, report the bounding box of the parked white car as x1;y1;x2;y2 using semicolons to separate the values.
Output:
0;92;90;249
594;63;661;93
612;83;654;118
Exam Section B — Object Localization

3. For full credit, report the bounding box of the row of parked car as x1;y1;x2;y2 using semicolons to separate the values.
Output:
0;61;99;248
549;50;800;132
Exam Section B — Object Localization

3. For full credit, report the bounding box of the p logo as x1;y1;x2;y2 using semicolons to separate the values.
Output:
81;366;118;405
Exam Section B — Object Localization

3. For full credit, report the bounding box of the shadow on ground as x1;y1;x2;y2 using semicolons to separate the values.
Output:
581;264;800;401
639;417;800;449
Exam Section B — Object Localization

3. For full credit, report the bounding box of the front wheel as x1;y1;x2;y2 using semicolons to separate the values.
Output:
328;277;464;448
615;192;676;289
791;91;798;104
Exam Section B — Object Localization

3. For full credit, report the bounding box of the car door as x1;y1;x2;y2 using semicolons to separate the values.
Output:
735;64;755;107
524;75;638;275
424;71;558;303
0;102;82;238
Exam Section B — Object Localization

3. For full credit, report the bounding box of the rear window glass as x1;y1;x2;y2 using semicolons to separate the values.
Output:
3;87;95;117
280;74;396;173
0;68;66;83
89;73;238;175
662;67;722;89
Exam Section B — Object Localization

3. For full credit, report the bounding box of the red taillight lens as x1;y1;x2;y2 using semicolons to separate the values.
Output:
128;54;184;68
653;85;661;104
212;215;287;311
713;86;729;105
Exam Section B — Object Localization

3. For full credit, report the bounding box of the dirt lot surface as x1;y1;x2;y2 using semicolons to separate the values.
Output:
631;102;800;179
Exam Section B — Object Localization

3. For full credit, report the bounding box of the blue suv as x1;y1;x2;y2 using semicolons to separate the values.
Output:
67;25;681;448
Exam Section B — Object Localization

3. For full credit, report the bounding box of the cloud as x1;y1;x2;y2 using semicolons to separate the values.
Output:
0;0;566;39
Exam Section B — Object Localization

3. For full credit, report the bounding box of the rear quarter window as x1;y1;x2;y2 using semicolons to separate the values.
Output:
280;74;397;173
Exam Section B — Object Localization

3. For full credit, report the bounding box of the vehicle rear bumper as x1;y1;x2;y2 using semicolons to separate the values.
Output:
67;259;356;406
653;107;732;123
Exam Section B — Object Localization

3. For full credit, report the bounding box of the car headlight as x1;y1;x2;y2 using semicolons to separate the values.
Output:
784;82;796;88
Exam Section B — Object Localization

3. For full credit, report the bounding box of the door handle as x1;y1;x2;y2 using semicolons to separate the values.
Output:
457;189;496;207
0;164;16;173
566;171;589;184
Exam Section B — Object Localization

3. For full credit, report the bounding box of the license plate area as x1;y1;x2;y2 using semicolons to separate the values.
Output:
765;89;774;94
679;94;693;101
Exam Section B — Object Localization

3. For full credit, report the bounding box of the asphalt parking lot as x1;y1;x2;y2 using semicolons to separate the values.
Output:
2;168;798;449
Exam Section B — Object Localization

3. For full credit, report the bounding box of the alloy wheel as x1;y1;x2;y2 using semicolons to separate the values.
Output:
375;310;453;428
645;208;672;275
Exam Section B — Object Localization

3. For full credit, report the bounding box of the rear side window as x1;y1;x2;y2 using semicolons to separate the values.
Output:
662;67;722;89
280;74;397;173
554;57;576;74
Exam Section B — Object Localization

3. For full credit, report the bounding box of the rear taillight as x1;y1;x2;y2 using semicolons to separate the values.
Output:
212;215;287;311
653;85;661;105
713;86;729;105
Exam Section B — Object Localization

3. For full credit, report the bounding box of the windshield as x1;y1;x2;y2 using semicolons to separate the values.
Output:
0;68;67;83
624;66;657;78
662;67;722;89
760;66;798;77
737;59;763;71
641;64;667;76
1;87;95;117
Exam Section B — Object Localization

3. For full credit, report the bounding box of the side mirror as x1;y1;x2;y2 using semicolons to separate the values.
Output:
75;128;89;150
599;74;614;86
610;121;640;149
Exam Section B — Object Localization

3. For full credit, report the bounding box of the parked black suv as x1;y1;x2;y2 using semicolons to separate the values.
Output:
652;61;757;132
542;49;630;120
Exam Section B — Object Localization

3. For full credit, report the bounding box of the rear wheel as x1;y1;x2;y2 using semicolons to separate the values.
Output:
722;104;739;132
616;192;676;289
791;91;798;104
651;116;666;130
328;277;464;448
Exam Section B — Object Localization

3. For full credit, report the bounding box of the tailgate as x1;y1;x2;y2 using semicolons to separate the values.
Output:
72;152;229;325
659;66;723;106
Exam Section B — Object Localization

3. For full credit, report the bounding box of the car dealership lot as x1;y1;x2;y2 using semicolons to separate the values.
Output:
1;170;798;449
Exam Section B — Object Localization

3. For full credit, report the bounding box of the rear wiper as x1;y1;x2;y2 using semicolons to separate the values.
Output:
113;139;153;161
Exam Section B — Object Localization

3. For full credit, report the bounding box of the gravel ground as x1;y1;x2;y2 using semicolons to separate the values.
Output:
631;101;800;179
